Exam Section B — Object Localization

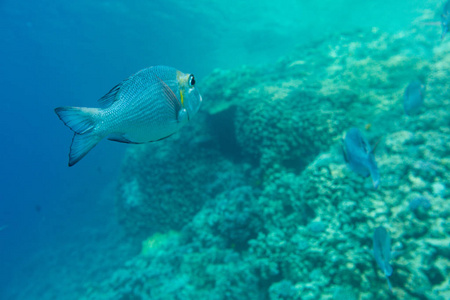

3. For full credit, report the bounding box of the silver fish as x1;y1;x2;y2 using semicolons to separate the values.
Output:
342;127;380;189
55;66;202;166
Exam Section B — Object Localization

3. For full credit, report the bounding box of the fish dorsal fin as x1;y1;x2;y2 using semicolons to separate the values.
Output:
97;82;124;108
341;138;349;163
371;136;383;154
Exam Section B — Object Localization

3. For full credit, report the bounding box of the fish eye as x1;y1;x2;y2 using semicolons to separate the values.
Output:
188;74;195;87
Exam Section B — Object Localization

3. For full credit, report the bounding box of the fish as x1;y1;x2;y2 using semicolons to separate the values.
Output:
373;226;393;292
442;1;450;40
409;196;431;211
342;127;380;189
55;66;202;166
403;80;425;116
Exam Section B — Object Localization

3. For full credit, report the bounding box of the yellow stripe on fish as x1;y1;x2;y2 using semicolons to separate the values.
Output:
180;90;184;107
176;70;192;107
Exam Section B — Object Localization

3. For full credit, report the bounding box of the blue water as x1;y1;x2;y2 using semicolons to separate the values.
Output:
0;0;443;299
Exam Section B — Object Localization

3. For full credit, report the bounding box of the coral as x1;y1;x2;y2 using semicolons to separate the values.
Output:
201;67;262;115
140;231;179;256
115;113;253;237
85;25;450;300
269;280;298;300
198;27;436;177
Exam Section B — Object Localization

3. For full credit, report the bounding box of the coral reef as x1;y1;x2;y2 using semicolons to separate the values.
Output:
86;25;450;300
115;112;256;237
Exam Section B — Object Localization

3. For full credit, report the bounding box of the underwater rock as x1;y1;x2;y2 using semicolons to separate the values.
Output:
409;196;431;211
116;113;255;237
234;86;348;172
201;66;262;115
432;182;446;197
86;27;450;300
332;287;357;300
183;185;263;251
308;221;327;234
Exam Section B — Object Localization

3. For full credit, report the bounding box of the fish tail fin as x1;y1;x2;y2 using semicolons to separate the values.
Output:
369;161;380;189
54;106;102;166
54;106;99;134
68;132;102;166
386;276;393;293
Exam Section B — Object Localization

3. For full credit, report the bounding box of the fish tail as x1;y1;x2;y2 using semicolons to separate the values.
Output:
386;276;393;293
54;106;99;134
54;106;102;166
442;27;448;41
68;132;102;166
369;161;380;189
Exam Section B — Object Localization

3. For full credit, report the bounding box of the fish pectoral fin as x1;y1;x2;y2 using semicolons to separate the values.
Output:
177;108;189;123
155;74;182;120
108;134;140;144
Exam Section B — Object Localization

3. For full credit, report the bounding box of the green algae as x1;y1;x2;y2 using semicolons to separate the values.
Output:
140;231;179;256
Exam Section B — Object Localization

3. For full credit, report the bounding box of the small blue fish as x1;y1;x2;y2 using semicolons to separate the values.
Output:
373;226;393;292
342;127;380;189
55;66;202;166
442;1;450;40
409;196;431;211
403;80;425;116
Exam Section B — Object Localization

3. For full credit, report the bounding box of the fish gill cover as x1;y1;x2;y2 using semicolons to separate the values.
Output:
3;0;450;300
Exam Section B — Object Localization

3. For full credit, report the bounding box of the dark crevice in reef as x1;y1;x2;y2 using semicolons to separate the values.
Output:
281;155;314;175
424;266;445;285
258;269;284;300
207;106;245;163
